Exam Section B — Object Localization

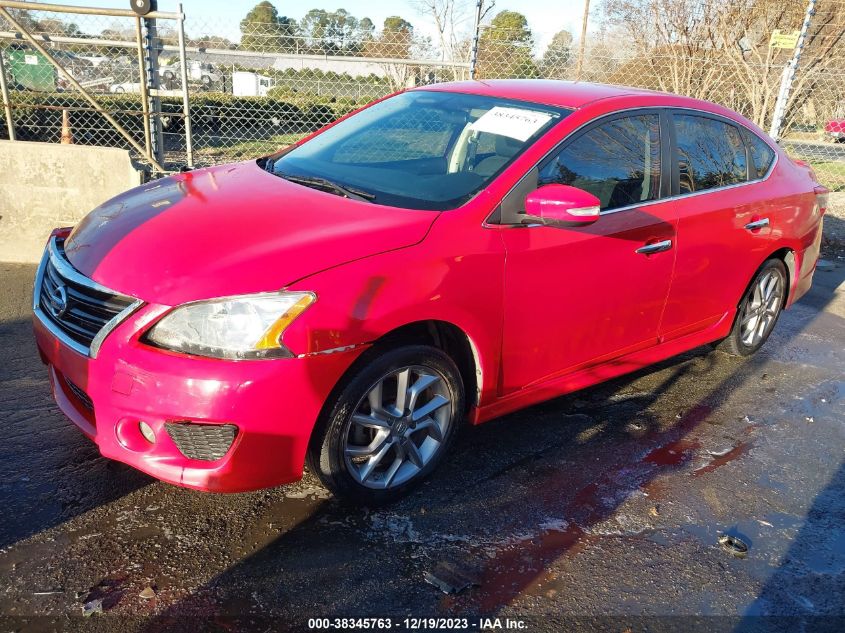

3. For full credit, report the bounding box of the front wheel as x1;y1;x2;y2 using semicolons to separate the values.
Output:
308;345;464;505
719;259;787;356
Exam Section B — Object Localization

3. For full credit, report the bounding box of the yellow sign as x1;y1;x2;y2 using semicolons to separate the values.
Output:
770;29;801;49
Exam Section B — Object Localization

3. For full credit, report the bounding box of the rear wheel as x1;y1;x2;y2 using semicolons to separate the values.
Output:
308;345;464;505
719;259;787;356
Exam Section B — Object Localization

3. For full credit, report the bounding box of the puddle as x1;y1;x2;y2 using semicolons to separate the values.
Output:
644;439;701;467
693;441;752;477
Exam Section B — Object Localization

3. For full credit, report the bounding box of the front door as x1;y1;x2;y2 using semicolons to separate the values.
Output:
498;111;678;394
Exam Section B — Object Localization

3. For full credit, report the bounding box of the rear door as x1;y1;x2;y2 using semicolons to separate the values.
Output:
498;110;678;393
659;111;777;341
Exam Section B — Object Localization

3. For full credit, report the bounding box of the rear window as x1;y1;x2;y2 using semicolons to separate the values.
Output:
743;130;777;179
674;114;747;194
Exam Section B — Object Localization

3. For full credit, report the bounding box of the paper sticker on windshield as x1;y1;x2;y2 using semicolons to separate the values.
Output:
470;107;553;141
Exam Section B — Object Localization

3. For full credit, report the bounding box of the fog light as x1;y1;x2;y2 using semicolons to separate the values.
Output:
138;421;156;444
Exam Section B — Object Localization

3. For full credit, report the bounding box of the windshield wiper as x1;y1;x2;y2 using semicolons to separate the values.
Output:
277;173;375;202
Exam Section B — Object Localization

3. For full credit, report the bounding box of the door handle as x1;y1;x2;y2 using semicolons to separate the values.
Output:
745;218;770;231
635;239;673;255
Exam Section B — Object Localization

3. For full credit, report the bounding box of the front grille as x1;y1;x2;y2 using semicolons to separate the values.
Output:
64;376;94;412
37;239;136;350
165;422;238;461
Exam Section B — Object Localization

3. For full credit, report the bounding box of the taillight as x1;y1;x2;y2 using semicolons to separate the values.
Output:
814;185;829;215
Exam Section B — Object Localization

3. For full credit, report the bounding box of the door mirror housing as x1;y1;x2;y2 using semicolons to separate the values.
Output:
523;184;601;228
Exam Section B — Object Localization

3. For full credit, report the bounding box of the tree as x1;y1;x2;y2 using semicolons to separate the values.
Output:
360;17;376;41
300;8;362;54
476;10;539;79
240;1;297;53
541;29;572;78
364;17;417;90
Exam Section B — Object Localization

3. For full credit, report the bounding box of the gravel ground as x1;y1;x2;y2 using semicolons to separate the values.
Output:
0;260;843;633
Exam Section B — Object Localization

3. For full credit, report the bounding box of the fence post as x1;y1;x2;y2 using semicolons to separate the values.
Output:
176;2;193;167
768;0;815;140
469;0;482;80
0;48;15;140
134;17;152;160
142;15;165;166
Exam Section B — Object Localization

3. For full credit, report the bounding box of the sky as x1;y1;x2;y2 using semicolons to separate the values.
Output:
53;0;590;53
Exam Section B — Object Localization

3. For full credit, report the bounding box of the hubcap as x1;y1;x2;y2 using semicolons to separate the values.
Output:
740;269;783;347
343;366;453;490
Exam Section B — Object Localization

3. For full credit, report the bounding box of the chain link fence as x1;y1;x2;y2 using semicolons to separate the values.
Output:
1;0;843;192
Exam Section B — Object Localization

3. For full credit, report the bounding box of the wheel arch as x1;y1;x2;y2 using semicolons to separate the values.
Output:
362;319;482;413
767;246;796;306
304;318;484;467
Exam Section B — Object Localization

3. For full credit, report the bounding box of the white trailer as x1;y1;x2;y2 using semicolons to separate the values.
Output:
232;71;275;97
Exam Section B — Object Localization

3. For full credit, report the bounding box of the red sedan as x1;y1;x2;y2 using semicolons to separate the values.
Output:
33;80;827;504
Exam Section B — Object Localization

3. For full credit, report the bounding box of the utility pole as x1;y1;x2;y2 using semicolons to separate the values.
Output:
575;0;590;81
469;0;483;80
769;0;815;140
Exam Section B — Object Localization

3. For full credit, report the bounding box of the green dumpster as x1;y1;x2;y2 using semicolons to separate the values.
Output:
6;46;57;92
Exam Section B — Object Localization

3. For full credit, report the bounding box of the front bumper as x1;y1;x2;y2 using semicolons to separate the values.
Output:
33;301;364;492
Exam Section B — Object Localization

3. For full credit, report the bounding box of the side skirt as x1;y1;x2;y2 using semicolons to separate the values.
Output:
469;311;735;425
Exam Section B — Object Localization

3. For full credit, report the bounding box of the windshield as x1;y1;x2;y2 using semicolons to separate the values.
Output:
264;91;571;210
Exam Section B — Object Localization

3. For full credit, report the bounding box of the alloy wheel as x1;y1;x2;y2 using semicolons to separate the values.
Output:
343;365;453;490
740;269;784;347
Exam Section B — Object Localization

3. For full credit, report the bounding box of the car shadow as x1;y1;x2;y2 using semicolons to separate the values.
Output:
736;460;845;632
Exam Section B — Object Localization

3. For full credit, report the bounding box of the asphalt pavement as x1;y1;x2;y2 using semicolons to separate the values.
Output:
0;253;843;632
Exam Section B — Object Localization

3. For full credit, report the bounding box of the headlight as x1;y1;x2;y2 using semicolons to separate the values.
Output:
145;291;315;359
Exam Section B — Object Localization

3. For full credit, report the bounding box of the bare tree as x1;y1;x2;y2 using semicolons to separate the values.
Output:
601;0;845;132
411;0;496;66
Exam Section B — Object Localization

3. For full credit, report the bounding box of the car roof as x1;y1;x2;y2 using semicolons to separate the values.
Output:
416;79;675;109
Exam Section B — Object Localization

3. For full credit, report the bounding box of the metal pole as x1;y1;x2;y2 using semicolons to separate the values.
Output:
142;16;165;167
469;0;482;80
176;3;193;167
769;0;815;140
0;6;165;171
0;48;15;141
134;16;152;161
576;0;591;81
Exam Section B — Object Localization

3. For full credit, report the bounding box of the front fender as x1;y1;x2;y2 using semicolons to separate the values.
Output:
282;220;506;408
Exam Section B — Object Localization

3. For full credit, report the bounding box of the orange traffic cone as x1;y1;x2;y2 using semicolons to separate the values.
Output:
60;109;73;144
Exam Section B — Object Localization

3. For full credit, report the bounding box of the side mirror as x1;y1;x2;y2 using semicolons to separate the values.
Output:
524;184;601;228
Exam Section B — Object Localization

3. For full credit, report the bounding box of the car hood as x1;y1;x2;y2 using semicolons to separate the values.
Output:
64;161;437;306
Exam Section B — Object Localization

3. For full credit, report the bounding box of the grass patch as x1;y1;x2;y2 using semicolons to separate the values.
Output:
809;161;845;191
194;134;306;161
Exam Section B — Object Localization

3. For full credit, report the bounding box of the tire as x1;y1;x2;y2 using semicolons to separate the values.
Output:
113;87;125;94
307;345;464;505
719;258;787;356
201;74;212;85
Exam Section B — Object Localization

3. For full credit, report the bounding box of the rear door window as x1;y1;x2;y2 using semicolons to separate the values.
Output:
742;130;777;179
673;114;747;194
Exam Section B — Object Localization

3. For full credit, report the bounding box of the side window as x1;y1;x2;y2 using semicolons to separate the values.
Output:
538;114;661;212
742;129;776;179
674;114;747;194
